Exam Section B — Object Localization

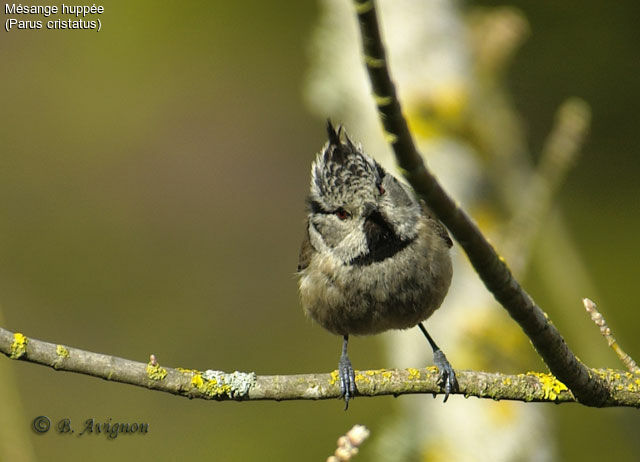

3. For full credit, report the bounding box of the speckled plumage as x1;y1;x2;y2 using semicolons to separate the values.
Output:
298;122;452;336
297;121;457;408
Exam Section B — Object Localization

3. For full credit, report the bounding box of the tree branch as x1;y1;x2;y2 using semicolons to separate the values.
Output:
2;327;639;406
583;298;640;374
351;0;609;406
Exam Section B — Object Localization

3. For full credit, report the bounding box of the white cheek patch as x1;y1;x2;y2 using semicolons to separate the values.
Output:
310;215;369;264
308;219;331;254
333;226;368;263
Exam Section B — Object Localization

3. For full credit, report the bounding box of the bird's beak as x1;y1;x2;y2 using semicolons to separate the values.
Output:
362;202;377;219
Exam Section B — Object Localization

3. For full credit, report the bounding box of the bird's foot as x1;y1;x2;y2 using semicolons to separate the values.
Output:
338;353;357;410
433;349;458;402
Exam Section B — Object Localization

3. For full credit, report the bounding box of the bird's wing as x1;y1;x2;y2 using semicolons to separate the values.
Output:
421;202;453;248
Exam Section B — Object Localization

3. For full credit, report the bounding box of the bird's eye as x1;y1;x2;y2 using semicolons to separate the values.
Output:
335;207;350;220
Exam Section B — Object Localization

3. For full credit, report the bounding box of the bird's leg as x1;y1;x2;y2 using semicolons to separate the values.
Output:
338;334;357;410
418;322;458;402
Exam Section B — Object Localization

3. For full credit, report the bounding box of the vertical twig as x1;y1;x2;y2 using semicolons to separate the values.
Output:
503;98;591;273
583;298;639;374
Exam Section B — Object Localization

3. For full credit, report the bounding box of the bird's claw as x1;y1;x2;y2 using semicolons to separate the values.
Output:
338;354;357;410
433;349;458;402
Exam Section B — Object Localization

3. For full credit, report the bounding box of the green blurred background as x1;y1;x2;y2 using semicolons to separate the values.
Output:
1;1;639;460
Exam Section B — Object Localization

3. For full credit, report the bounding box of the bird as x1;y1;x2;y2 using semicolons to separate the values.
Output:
297;120;457;409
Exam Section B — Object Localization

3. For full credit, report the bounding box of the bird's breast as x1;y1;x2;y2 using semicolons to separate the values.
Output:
298;224;451;336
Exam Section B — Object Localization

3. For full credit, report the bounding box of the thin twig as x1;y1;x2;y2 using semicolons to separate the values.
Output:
502;98;591;274
583;298;640;374
2;327;640;406
351;0;608;406
327;425;370;462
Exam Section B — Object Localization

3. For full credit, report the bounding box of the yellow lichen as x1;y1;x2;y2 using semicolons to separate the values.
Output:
329;370;340;386
190;373;233;398
502;377;512;386
191;373;204;388
365;55;385;69
56;345;69;358
355;373;370;384
10;333;28;359
407;368;421;380
209;382;232;397
529;372;568;400
353;0;373;14
146;362;167;381
200;379;232;397
381;371;393;381
383;131;398;144
373;94;393;107
177;367;199;375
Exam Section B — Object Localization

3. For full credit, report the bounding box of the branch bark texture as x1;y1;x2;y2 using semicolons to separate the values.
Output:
2;327;639;407
351;0;609;406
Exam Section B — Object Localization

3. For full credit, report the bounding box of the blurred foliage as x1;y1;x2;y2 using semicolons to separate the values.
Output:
0;0;639;461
